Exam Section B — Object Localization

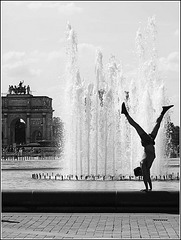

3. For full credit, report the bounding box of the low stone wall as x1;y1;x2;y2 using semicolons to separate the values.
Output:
2;190;179;214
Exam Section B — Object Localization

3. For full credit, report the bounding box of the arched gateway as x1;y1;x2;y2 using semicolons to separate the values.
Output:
2;82;54;147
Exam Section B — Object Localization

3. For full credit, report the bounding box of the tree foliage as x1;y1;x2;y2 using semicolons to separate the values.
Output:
52;117;64;150
166;122;180;157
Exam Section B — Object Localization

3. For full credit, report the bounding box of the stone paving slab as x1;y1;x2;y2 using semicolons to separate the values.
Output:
1;213;180;239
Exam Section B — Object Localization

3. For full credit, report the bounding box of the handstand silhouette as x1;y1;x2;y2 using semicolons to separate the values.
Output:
121;102;174;192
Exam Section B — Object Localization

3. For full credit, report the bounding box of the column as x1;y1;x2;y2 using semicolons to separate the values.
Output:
4;114;8;146
26;113;30;143
47;114;52;140
42;113;46;140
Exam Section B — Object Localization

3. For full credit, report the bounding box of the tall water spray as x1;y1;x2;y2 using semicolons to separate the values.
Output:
62;17;171;177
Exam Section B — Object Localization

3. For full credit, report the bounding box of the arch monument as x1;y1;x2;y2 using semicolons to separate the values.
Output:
2;82;54;148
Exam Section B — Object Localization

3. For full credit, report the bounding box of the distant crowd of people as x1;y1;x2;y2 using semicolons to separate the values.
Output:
3;145;24;154
2;145;57;160
2;145;34;156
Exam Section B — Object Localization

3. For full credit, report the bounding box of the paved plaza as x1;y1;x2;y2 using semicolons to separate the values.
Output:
1;213;180;239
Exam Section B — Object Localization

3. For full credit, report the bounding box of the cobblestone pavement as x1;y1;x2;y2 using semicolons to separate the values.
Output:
1;213;180;239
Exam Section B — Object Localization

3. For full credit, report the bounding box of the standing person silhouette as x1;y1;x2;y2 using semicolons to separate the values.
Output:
121;102;174;192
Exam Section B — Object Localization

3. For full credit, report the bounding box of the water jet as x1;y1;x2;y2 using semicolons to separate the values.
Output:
62;16;172;178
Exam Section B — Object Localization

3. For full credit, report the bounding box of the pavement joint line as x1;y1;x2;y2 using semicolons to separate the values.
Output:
2;227;72;238
2;213;179;239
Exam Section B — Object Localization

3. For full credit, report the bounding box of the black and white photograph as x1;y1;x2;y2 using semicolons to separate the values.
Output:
1;1;180;239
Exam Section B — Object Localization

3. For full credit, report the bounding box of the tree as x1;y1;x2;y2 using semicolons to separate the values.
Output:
171;125;179;147
166;122;180;158
52;117;64;150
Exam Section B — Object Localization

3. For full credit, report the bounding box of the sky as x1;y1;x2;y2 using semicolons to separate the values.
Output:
1;1;180;126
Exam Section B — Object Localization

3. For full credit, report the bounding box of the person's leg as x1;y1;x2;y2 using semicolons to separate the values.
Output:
150;105;174;139
146;156;155;190
147;169;152;191
141;164;149;191
121;102;147;138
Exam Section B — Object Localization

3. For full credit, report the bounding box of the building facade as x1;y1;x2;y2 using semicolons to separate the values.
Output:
2;82;54;147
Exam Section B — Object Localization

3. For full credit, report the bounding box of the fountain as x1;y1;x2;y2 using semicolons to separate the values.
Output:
61;17;172;179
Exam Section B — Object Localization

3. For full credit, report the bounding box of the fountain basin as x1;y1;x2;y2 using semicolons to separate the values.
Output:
2;190;179;214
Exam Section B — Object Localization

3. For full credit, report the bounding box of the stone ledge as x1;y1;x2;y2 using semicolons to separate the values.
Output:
2;190;179;213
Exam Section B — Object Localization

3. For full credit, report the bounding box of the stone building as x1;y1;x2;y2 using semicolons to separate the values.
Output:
2;82;54;147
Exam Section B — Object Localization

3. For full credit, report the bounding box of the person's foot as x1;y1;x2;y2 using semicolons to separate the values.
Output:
162;105;174;115
140;189;149;192
121;102;128;115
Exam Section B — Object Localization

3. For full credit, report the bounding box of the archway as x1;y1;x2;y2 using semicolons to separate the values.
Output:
15;119;26;144
10;118;26;145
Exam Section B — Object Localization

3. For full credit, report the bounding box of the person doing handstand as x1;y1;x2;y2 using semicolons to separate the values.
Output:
121;102;174;192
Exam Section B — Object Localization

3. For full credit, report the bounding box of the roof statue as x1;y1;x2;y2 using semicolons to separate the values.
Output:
8;81;31;95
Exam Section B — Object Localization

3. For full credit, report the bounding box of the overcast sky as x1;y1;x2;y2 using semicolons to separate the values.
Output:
1;1;180;125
